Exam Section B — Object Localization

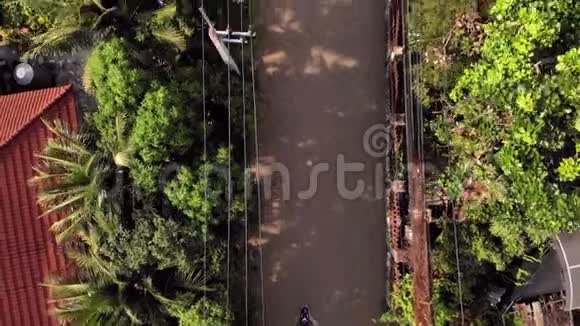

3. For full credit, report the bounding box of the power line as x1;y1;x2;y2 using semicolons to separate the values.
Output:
225;0;233;313
240;1;249;325
453;213;465;325
406;3;465;324
248;0;265;323
200;0;208;320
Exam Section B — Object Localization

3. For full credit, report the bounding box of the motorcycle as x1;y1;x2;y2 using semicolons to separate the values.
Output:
297;305;315;326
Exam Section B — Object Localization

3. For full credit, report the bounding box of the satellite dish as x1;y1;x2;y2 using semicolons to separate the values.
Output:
14;63;34;86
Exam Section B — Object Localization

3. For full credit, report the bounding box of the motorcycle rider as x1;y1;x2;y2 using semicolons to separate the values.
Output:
297;305;318;326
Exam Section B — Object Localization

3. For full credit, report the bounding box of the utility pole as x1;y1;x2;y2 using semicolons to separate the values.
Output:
199;6;256;75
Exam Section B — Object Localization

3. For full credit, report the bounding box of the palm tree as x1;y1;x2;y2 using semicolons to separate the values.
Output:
45;229;208;325
40;206;210;325
22;0;186;57
46;273;209;325
29;119;109;242
104;114;135;222
105;114;133;169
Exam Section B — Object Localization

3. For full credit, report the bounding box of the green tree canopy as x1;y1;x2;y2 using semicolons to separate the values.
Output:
18;0;186;56
165;148;246;227
169;298;231;326
435;0;580;267
130;85;194;163
86;38;147;145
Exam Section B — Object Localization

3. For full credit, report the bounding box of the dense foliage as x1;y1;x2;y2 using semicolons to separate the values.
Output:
437;0;580;266
381;274;415;325
0;1;42;50
13;0;188;56
164;152;246;227
85;37;249;193
169;299;231;326
406;0;580;324
85;38;147;140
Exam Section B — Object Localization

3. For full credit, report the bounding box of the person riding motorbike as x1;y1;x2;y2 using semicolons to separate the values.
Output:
297;305;315;326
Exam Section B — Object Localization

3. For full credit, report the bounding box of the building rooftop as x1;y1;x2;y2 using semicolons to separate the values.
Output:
0;85;78;326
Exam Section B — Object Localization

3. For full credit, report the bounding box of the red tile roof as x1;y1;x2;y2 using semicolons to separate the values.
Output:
0;85;73;147
0;85;79;326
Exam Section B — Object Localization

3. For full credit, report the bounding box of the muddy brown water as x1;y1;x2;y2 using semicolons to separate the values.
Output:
252;1;387;325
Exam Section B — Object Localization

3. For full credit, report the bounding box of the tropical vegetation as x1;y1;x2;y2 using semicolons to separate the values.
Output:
1;0;188;56
2;0;254;324
387;0;580;324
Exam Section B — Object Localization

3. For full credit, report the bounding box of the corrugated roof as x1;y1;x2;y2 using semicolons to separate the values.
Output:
554;231;580;311
0;85;78;326
0;85;72;147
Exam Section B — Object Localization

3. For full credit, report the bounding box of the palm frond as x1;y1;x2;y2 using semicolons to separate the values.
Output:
28;168;68;185
34;154;84;170
49;284;123;324
50;213;85;242
26;25;93;58
91;6;120;30
32;118;109;241
152;3;177;22
43;120;92;152
45;138;91;158
45;120;92;147
91;208;117;238
90;0;107;12
39;192;85;215
66;248;120;280
69;224;121;279
82;59;96;94
106;114;133;167
37;188;87;208
176;269;212;292
122;305;143;325
43;119;82;139
136;3;176;23
151;25;186;50
141;276;175;306
83;154;98;175
43;280;92;297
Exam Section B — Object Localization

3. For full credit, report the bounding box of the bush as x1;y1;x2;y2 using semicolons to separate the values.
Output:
100;210;201;273
165;149;246;225
127;78;205;192
409;0;480;48
0;0;52;30
87;38;147;146
165;165;218;225
169;298;231;326
130;85;194;163
380;274;414;325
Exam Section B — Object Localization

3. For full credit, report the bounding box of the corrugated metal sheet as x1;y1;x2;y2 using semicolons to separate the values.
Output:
0;85;78;326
